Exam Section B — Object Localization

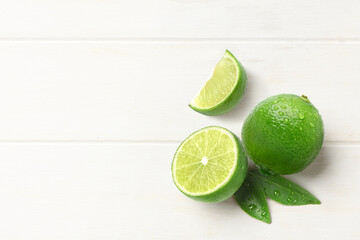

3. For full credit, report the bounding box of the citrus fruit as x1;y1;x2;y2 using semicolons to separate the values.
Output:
189;50;247;116
241;94;324;175
171;126;248;202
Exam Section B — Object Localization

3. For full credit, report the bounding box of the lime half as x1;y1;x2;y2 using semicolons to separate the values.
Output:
189;50;247;116
172;126;248;202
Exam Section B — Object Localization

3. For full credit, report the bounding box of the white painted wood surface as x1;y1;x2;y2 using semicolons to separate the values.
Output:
0;0;359;39
0;1;359;239
0;143;358;239
0;43;359;142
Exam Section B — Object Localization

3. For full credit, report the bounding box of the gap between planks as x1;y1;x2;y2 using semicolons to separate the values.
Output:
0;140;357;146
1;38;360;44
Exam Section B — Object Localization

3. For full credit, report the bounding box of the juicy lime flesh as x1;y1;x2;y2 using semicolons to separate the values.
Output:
173;127;237;195
242;94;324;175
192;51;239;109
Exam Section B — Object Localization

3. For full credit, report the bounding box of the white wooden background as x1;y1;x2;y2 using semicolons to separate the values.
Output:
0;1;359;239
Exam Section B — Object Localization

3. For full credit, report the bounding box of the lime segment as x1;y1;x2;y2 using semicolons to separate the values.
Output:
189;50;247;116
172;126;248;202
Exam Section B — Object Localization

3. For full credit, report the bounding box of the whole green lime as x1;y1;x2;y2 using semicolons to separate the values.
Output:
241;94;324;175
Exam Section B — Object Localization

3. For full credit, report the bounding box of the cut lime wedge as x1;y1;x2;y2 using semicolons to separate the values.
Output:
189;50;247;116
171;126;248;202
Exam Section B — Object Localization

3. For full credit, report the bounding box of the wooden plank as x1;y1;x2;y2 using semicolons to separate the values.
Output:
0;0;359;39
0;143;357;239
0;42;358;141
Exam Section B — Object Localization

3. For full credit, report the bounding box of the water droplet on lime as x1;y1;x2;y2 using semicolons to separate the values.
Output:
274;191;280;197
299;113;304;119
279;111;284;116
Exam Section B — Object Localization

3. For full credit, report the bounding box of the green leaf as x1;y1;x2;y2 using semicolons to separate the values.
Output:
234;171;271;224
252;170;321;206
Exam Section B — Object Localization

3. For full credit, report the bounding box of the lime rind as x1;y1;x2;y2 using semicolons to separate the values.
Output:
189;50;247;116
